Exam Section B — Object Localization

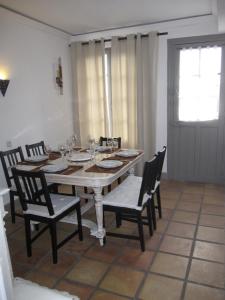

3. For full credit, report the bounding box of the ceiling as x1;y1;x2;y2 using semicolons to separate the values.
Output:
0;0;216;35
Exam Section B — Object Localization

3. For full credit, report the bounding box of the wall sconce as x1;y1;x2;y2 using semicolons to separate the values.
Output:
0;79;10;96
56;57;63;95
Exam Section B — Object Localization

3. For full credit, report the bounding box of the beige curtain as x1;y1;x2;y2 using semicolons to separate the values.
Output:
111;32;158;173
111;35;137;148
136;32;158;173
71;40;107;145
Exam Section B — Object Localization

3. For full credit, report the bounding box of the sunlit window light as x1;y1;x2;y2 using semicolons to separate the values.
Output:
178;46;221;122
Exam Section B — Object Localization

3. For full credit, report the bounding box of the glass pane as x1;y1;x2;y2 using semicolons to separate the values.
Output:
178;46;222;121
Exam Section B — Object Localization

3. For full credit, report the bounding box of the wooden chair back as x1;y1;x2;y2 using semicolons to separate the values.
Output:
156;146;167;181
0;147;25;188
137;155;158;207
25;141;45;157
99;136;121;148
11;168;54;216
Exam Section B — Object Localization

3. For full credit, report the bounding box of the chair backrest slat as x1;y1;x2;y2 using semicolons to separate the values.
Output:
0;147;25;188
26;141;45;157
11;168;55;216
137;156;158;207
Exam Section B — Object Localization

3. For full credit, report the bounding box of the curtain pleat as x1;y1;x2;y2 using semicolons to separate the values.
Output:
136;32;158;174
71;40;107;145
111;35;137;148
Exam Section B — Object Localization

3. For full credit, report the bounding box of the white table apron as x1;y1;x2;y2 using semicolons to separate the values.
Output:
45;152;144;245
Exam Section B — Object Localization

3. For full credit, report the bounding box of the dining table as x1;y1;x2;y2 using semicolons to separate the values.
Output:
20;148;144;246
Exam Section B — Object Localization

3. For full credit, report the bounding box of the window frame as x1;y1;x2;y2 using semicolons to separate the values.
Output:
168;34;225;126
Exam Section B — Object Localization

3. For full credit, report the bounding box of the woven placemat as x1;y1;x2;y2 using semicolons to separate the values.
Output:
48;153;61;160
85;160;129;174
59;165;83;175
18;160;48;167
106;151;143;161
73;147;82;151
18;162;83;175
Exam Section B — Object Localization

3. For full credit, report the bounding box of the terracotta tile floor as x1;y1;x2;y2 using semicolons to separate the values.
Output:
5;180;225;300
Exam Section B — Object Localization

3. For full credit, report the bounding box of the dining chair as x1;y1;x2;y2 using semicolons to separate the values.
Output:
25;140;46;157
99;136;121;148
25;140;77;196
0;147;25;223
11;167;83;264
103;155;158;251
153;146;167;220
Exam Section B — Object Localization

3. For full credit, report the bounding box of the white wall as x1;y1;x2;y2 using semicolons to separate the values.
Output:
0;7;74;199
71;15;220;172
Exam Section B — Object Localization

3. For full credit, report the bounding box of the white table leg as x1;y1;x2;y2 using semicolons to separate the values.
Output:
92;186;105;246
128;167;135;176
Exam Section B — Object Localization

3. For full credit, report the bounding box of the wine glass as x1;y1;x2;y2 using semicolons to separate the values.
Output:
71;134;78;148
58;144;67;161
112;138;119;149
87;138;96;160
44;144;52;159
107;138;113;152
66;139;73;157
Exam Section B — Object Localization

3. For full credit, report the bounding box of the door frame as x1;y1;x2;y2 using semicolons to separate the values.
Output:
167;34;225;183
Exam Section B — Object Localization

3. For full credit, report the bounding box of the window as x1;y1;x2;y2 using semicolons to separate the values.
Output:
178;46;222;122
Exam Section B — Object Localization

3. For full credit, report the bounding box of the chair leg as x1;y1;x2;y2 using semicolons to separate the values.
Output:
151;196;157;230
146;202;153;236
108;185;111;193
156;186;162;218
24;217;32;257
116;212;122;227
10;192;16;223
84;186;89;203
72;185;76;196
76;204;83;241
49;222;57;264
34;224;39;231
137;213;145;251
117;177;121;184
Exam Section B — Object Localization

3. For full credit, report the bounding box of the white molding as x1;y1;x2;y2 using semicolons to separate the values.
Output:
70;15;217;42
217;0;225;32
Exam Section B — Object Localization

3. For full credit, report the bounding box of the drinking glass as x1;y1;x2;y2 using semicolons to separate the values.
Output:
58;144;67;161
88;138;96;160
71;134;78;148
66;139;73;157
107;138;113;152
112;138;119;149
44;144;52;159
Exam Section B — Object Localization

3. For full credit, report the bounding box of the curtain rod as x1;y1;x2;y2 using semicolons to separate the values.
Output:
69;32;168;47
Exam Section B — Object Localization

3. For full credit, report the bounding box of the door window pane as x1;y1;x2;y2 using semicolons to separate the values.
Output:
178;46;222;121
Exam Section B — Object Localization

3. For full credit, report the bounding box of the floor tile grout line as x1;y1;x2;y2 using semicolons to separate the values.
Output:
165;232;225;245
85;236;135;300
6;182;225;300
135;190;184;299
180;189;206;299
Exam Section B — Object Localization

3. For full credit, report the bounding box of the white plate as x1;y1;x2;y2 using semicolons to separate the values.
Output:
116;150;139;157
25;155;48;163
40;164;68;173
15;165;37;171
69;153;92;162
96;160;123;169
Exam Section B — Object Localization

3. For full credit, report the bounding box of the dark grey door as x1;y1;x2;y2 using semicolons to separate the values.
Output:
167;35;225;184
